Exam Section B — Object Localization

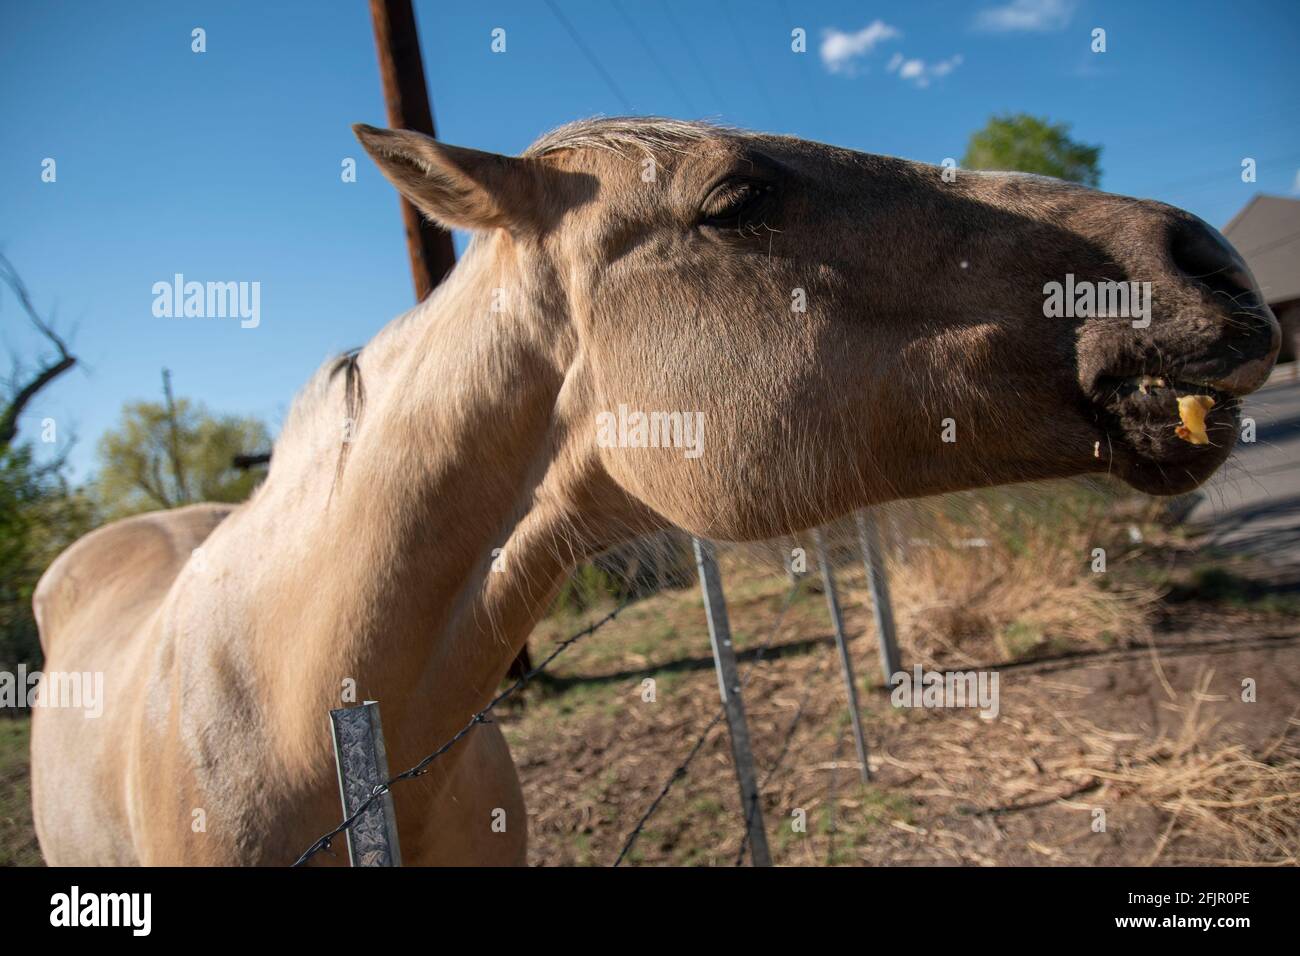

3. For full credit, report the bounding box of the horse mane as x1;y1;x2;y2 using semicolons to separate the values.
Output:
273;341;372;496
526;116;736;161
328;348;365;491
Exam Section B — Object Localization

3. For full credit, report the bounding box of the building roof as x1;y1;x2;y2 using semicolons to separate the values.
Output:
1223;194;1300;306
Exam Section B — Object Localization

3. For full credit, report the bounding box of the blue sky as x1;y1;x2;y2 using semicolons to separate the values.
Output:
3;0;1298;480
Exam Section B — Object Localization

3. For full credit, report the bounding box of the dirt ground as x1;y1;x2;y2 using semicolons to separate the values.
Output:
501;549;1300;867
3;515;1297;868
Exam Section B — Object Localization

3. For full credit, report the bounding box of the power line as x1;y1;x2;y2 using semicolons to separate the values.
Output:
1149;149;1300;199
659;0;728;116
543;0;634;113
777;0;827;137
720;0;779;126
1240;226;1300;259
1111;101;1300;150
612;0;698;116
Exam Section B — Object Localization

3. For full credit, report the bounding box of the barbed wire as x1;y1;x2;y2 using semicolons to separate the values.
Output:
292;594;637;867
735;647;834;865
614;571;806;866
296;545;841;867
612;708;726;867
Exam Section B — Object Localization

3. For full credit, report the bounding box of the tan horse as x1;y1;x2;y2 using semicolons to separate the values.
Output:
31;118;1279;865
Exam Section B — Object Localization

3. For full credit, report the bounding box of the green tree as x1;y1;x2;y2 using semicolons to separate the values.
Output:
0;254;87;676
962;113;1102;187
0;445;96;672
95;395;270;517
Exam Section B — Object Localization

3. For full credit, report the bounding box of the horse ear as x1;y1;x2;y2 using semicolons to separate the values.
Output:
352;124;541;233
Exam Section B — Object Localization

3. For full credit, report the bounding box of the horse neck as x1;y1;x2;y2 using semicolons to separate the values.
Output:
241;236;612;765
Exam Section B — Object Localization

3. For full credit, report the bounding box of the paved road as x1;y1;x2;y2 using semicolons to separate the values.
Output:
1187;370;1300;571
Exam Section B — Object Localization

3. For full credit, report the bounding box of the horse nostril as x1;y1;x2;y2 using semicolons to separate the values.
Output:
1164;215;1281;389
1167;216;1260;309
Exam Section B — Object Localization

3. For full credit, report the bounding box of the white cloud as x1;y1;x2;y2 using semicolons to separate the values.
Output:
974;0;1075;33
929;56;963;78
1292;169;1300;195
820;21;901;75
887;53;964;88
898;59;925;80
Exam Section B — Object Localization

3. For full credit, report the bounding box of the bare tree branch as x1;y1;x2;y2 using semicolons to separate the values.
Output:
138;456;172;509
161;368;190;503
0;252;77;446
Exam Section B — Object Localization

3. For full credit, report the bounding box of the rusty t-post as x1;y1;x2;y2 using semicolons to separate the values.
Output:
368;0;457;300
369;0;533;681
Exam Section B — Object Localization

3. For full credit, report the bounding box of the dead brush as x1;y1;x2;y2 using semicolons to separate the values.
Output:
868;502;1157;668
1062;669;1300;865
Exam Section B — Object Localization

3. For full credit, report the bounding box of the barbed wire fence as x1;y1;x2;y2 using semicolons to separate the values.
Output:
615;572;806;866
734;640;837;866
299;510;900;867
617;523;883;867
293;596;638;867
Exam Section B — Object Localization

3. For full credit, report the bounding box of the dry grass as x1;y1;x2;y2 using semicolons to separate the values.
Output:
513;588;1300;866
838;493;1159;669
3;483;1294;867
510;483;1298;867
1059;668;1300;865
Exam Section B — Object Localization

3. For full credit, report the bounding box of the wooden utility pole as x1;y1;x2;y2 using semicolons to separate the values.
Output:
368;1;532;681
368;0;457;300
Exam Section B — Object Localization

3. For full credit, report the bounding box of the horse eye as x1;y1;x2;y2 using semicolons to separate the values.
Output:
699;180;772;228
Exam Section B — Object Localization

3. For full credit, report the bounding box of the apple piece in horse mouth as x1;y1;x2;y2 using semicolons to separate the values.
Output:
1175;394;1215;445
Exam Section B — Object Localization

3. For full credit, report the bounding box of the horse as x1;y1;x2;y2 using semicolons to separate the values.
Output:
31;118;1279;864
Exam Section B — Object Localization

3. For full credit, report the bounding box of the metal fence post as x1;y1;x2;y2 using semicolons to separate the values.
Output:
692;537;772;866
329;700;403;866
812;528;871;784
855;509;902;683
